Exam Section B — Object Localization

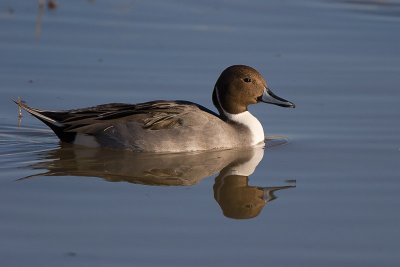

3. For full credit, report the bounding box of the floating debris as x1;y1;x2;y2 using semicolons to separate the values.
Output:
17;97;23;118
48;0;58;10
16;97;24;127
35;0;58;41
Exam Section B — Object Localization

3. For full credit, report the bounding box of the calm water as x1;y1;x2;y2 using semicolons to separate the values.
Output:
1;0;400;266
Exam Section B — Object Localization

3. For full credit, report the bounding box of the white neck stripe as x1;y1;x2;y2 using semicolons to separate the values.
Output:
214;86;227;115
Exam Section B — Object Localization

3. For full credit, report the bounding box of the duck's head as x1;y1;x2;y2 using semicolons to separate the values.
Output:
212;65;295;117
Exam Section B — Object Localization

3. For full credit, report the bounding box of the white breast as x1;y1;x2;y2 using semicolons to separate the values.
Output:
224;111;265;145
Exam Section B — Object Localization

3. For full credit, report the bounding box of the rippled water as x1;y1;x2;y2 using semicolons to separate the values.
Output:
1;0;400;266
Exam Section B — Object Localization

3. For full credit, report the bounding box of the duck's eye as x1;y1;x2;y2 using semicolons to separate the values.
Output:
243;77;252;83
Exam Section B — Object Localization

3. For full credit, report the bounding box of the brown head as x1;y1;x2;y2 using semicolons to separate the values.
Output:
212;65;295;117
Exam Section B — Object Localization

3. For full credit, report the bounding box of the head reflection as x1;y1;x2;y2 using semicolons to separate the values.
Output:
214;175;265;219
213;149;295;219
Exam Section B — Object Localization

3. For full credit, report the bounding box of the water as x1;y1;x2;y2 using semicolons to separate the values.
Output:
1;0;400;266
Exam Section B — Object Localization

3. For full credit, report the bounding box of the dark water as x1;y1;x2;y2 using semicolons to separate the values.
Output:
1;0;400;266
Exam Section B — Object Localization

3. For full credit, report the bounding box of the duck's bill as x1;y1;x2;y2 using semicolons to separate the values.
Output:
261;185;296;202
259;88;295;108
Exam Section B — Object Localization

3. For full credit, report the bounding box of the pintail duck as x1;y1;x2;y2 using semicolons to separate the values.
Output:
15;65;295;152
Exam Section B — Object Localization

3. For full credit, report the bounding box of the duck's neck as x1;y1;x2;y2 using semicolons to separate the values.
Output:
224;111;265;145
213;86;265;145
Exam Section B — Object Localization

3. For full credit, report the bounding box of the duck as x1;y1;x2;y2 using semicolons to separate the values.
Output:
15;65;295;152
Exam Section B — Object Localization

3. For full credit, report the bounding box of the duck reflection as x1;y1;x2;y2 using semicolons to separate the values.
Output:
213;148;295;219
24;143;295;219
214;176;295;219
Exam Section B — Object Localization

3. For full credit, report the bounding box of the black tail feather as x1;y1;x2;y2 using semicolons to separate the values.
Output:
13;99;76;143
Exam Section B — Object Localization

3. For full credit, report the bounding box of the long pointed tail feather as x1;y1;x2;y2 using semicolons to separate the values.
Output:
13;99;76;142
13;99;64;127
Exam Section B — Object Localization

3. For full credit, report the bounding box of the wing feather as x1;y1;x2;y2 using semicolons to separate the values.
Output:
19;100;206;132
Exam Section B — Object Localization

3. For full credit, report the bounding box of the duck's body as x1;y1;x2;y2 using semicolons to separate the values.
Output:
21;100;255;152
16;65;295;152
